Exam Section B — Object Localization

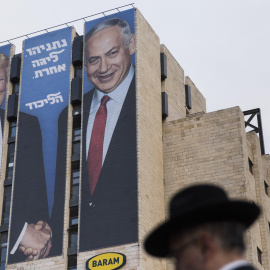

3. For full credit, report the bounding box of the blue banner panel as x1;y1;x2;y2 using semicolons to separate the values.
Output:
80;8;138;252
0;44;11;180
8;28;72;263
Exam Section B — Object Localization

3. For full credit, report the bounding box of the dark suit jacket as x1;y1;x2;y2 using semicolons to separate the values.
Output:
0;108;4;134
80;76;138;251
8;109;68;264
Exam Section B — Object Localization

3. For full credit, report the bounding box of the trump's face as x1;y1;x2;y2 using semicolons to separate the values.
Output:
0;67;7;106
85;25;135;93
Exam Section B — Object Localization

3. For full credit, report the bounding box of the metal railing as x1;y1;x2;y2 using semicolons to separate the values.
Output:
0;3;134;45
243;108;265;155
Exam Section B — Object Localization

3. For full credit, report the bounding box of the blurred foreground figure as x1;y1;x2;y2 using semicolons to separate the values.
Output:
144;184;260;270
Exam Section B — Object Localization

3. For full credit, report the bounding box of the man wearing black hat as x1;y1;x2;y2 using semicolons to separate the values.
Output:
144;184;260;270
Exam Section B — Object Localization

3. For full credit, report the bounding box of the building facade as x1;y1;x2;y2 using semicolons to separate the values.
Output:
0;7;269;270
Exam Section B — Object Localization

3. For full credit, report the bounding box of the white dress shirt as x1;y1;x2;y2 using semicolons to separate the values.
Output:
86;65;135;164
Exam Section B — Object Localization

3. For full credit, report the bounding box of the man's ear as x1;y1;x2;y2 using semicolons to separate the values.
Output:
129;34;136;55
199;233;216;261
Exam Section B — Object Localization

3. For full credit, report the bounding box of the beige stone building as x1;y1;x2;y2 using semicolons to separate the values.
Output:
0;7;269;270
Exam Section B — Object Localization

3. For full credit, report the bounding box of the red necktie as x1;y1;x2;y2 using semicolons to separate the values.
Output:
87;95;110;195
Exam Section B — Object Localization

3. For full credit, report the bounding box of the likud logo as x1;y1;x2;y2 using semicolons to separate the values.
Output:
86;252;126;270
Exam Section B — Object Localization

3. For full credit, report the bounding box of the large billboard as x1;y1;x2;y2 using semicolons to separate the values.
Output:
80;8;138;251
8;28;72;263
0;44;11;171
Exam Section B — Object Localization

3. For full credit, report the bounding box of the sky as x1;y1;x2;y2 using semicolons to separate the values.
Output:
1;0;269;154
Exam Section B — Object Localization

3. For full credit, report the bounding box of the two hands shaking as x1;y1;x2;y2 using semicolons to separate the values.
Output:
19;221;52;261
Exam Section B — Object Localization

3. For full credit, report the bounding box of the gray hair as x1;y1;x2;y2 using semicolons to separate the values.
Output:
85;18;132;48
0;53;9;80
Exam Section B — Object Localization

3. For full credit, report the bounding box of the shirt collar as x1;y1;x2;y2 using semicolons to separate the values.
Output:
219;260;250;270
94;65;134;104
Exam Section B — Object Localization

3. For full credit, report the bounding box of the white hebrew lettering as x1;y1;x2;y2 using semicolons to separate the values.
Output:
51;41;61;50
57;64;66;72
36;100;45;108
42;68;50;75
39;58;48;66
35;70;43;78
47;94;56;104
32;60;40;68
49;49;65;62
61;39;67;47
25;92;63;110
25;103;34;110
26;49;33;56
55;93;63;103
32;46;42;54
46;43;52;51
32;102;38;109
49;66;58;74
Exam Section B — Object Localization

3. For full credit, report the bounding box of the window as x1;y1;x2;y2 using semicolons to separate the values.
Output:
72;142;80;157
8;121;17;138
73;128;81;142
248;158;253;175
1;186;11;225
70;170;79;203
68;255;77;270
74;65;82;79
73;105;81;116
70;207;78;227
12;82;20;95
68;228;78;250
0;232;7;270
5;143;15;181
257;247;262;264
264;181;269;196
72;114;81;159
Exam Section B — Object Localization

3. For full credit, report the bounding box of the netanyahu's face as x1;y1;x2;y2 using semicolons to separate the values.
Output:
0;67;7;106
85;25;135;93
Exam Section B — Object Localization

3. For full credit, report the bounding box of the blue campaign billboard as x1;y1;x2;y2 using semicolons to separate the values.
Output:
9;28;72;263
0;44;11;176
80;8;138;252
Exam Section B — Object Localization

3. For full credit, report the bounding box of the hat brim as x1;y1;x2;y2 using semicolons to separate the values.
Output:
144;200;260;257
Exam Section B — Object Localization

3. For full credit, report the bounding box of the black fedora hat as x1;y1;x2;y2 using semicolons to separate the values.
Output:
144;184;260;257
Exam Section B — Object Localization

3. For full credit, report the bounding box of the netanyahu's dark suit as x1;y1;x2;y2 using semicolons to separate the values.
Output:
80;76;138;251
8;109;68;264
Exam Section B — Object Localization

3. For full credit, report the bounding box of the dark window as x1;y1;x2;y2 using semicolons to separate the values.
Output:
257;247;262;264
8;121;17;138
70;170;79;202
72;141;80;157
73;105;81;116
264;181;269;196
70;206;78;227
68;255;77;270
0;232;7;270
5;143;15;181
248;158;253;175
12;82;20;95
68;228;78;250
1;186;11;225
74;65;82;79
73;128;81;142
